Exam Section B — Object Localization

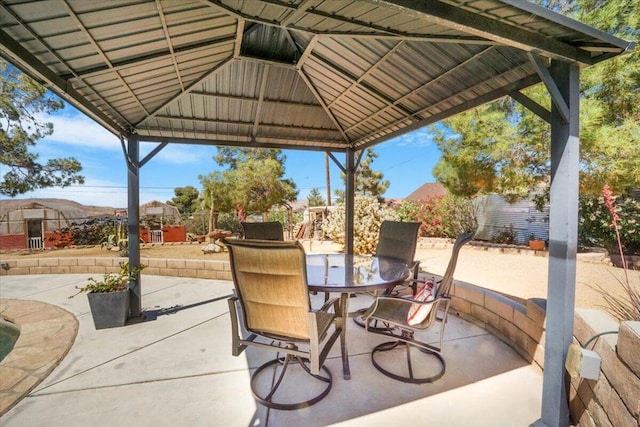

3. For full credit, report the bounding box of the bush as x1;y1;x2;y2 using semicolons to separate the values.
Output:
397;194;477;238
579;194;640;255
322;195;398;255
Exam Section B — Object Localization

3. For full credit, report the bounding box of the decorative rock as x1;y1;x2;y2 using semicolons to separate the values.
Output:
201;243;222;254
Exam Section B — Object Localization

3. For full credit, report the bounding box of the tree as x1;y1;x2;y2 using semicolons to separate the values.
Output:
307;188;326;207
200;147;298;230
0;60;84;196
199;171;234;232
335;148;390;203
432;0;639;198
167;186;199;217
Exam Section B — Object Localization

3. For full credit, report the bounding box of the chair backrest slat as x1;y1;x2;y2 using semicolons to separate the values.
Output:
435;232;473;298
376;221;421;264
241;221;284;241
224;238;310;339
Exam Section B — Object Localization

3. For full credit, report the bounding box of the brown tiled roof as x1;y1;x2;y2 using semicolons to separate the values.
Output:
405;183;448;201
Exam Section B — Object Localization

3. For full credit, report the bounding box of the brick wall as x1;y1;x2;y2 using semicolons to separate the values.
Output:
0;235;25;251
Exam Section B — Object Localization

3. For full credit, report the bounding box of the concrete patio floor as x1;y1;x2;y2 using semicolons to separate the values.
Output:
0;273;542;426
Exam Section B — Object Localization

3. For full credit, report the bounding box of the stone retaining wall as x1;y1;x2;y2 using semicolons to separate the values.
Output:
571;310;640;426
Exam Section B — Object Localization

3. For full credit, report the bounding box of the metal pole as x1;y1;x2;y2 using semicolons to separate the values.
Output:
126;133;142;318
325;152;332;206
345;148;355;255
536;60;580;427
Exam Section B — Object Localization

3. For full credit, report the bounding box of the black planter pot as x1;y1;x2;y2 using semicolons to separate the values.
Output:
87;290;130;329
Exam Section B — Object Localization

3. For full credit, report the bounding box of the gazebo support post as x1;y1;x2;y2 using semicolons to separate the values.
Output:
126;133;142;318
535;59;580;427
344;148;356;255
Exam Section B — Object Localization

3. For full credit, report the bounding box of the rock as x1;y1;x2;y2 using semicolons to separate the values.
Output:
201;243;222;254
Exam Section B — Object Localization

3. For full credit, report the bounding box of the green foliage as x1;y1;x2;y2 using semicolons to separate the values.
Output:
579;194;640;255
70;262;146;297
0;60;84;196
52;218;124;246
307;188;326;207
322;195;399;255
266;206;302;234
397;195;477;238
335;148;389;203
215;212;242;234
492;225;518;245
432;0;639;198
200;148;298;230
167;186;200;217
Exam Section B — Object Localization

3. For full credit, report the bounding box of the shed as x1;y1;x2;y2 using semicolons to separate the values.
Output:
0;199;89;250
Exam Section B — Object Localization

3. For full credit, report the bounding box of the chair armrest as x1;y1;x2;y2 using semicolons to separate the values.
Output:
316;296;340;314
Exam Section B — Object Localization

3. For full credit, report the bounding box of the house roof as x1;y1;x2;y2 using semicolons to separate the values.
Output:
0;1;633;154
405;182;448;201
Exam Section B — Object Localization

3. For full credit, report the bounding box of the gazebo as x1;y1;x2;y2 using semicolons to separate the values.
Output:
0;1;633;425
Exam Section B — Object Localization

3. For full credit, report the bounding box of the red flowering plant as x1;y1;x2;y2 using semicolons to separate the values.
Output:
593;185;640;321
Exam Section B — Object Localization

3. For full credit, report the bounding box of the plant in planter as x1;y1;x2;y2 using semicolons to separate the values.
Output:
529;234;545;251
70;262;146;329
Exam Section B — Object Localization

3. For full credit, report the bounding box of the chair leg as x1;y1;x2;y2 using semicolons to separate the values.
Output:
371;340;446;384
250;353;333;410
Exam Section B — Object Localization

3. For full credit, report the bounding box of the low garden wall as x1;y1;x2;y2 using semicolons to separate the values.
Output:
449;280;639;426
0;257;231;281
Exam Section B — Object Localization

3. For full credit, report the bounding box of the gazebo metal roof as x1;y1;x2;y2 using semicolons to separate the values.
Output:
0;0;632;152
0;2;634;427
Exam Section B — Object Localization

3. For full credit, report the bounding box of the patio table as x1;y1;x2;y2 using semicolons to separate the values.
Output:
306;254;411;380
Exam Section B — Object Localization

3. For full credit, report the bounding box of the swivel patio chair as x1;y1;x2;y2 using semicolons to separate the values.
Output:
375;220;422;294
353;221;421;329
223;238;343;410
241;221;284;240
363;232;473;384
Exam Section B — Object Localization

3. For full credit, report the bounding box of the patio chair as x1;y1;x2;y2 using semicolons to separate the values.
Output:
223;238;343;410
363;232;473;384
353;221;421;329
241;221;284;240
375;220;422;294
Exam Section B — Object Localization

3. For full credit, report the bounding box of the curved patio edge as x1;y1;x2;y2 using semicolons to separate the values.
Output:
0;299;79;416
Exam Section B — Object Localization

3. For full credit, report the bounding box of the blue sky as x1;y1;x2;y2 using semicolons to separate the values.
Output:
17;105;441;208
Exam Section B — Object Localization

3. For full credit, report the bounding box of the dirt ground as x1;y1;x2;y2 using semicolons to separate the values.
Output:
2;241;638;313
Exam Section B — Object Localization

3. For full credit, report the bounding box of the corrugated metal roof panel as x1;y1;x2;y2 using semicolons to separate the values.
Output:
0;0;632;150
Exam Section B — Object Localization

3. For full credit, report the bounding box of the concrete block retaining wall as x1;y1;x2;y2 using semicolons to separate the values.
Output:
570;310;640;426
0;257;232;281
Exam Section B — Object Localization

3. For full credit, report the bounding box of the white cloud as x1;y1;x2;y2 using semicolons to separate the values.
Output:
140;142;213;165
36;112;212;166
40;113;121;150
393;128;434;147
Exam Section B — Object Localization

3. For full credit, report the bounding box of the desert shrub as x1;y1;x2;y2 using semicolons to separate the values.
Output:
397;194;477;238
322;195;398;255
579;194;640;255
216;212;242;234
54;218;123;246
491;224;517;244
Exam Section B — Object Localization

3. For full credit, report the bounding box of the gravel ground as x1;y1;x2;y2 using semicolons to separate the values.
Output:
2;241;638;312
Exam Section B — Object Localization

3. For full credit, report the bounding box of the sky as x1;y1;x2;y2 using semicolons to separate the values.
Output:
10;105;442;208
